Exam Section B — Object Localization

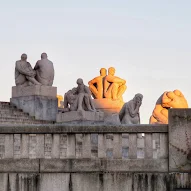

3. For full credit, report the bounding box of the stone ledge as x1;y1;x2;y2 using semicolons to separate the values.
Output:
0;124;168;134
56;110;104;122
40;159;168;173
12;85;57;98
0;159;39;172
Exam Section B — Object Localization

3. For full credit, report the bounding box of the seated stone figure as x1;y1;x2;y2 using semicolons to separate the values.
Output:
34;53;54;86
150;90;188;124
119;93;143;124
15;54;41;86
63;78;96;112
104;67;127;101
88;68;107;99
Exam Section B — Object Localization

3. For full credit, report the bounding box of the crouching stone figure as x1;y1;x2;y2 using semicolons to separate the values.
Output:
119;93;143;124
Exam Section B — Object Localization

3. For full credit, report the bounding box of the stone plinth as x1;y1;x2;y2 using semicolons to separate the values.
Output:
56;110;104;123
10;85;57;121
12;85;57;97
93;98;124;116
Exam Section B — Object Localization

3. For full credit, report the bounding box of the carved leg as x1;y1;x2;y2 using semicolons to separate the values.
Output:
26;76;42;85
84;95;95;112
104;83;119;99
111;83;119;100
89;85;99;99
117;85;127;99
77;93;85;111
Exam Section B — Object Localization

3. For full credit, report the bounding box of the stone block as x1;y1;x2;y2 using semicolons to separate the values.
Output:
169;109;191;172
56;110;104;123
12;85;57;98
10;96;57;121
93;98;124;116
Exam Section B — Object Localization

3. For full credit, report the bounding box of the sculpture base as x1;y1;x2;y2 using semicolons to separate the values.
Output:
10;86;57;121
56;110;104;123
93;98;124;116
12;85;57;98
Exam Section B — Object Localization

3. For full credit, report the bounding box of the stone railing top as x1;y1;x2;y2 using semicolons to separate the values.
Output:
0;124;168;134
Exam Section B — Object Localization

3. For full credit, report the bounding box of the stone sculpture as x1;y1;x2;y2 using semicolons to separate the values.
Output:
119;93;143;124
15;54;41;86
63;78;96;112
104;67;127;101
57;95;64;107
88;68;107;99
150;90;188;124
34;53;54;86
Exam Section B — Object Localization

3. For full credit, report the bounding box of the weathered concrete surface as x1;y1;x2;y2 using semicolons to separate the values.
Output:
0;124;168;134
169;109;191;172
40;159;168;172
12;85;57;98
56;110;104;122
10;96;57;121
0;173;189;191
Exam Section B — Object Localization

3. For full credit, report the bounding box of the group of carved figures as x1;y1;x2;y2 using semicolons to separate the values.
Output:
14;54;189;124
88;67;126;101
15;53;54;87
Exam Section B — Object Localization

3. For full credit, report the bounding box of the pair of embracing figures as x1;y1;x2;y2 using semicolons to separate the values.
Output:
15;53;54;87
88;67;127;101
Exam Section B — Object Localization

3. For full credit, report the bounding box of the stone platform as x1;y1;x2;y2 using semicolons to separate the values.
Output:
93;98;124;116
10;85;57;121
56;110;104;123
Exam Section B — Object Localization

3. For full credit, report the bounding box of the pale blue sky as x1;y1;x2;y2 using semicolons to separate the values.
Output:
0;0;191;123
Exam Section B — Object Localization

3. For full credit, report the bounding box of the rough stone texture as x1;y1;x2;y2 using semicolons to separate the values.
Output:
0;124;168;134
12;85;57;98
10;96;57;121
0;173;189;191
93;98;124;116
0;102;53;124
56;110;104;122
40;159;168;172
169;109;191;172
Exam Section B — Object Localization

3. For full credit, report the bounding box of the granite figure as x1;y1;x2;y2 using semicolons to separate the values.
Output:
34;53;54;86
15;54;41;86
119;93;143;124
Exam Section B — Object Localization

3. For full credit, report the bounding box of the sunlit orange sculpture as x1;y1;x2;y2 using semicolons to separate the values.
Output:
88;68;107;99
88;67;127;115
57;95;63;108
150;90;188;124
104;67;127;101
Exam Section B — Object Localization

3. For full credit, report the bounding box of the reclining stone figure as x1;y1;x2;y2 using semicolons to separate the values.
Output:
150;90;188;124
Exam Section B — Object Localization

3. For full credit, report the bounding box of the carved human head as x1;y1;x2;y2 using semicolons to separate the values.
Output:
134;93;143;105
76;78;83;85
21;54;27;61
108;67;115;76
41;52;48;59
100;68;107;76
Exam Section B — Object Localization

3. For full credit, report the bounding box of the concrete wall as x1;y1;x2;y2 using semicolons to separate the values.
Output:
0;109;190;190
0;173;190;191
